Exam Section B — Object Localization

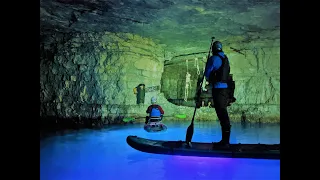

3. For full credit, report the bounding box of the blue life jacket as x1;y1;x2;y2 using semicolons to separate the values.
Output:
150;105;161;117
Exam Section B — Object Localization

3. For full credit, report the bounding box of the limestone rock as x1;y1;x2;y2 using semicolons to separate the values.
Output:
40;32;167;122
40;0;280;123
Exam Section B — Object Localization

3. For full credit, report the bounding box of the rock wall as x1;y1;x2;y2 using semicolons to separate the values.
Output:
227;38;280;121
40;31;280;124
161;34;280;122
162;58;206;100
40;32;165;123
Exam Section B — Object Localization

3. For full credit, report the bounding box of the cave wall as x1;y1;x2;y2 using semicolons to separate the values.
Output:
40;30;280;123
40;32;165;123
162;57;206;100
229;40;280;121
161;34;280;122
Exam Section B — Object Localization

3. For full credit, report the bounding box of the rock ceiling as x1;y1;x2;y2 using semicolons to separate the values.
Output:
40;0;280;56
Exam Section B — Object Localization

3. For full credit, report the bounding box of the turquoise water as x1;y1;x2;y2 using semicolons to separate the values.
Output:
40;121;280;180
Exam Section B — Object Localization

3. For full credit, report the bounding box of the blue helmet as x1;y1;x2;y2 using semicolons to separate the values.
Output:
212;41;222;51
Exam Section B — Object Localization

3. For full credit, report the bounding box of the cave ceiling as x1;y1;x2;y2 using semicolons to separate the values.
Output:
40;0;280;58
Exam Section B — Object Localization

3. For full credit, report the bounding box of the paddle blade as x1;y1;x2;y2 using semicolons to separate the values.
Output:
185;122;194;143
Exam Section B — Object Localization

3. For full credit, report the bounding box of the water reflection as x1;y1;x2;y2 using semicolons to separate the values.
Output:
40;121;280;180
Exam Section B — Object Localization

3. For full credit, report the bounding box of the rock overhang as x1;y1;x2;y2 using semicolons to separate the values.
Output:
40;0;280;57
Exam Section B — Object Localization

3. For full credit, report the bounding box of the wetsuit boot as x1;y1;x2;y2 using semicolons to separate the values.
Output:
213;126;231;148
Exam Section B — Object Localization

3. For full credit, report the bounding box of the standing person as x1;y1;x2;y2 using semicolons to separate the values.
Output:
202;41;234;147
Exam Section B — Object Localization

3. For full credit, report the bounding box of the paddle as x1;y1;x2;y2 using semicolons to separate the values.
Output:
185;37;215;147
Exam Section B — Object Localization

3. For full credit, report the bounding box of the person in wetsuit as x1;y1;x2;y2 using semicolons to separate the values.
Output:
202;41;233;147
145;97;165;124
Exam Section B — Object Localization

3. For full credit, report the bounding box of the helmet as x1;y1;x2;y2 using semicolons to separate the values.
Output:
151;97;157;104
212;41;222;51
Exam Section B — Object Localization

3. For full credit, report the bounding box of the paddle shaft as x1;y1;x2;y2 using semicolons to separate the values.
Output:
186;37;215;143
191;37;215;124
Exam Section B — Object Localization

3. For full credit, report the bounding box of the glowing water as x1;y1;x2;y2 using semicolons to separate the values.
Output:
40;121;280;180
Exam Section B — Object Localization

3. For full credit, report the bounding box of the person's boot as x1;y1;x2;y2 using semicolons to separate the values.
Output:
213;126;231;148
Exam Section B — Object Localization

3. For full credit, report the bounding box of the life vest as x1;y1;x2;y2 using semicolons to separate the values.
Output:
150;105;162;117
209;53;230;84
209;53;236;105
